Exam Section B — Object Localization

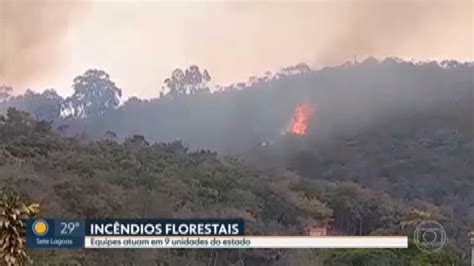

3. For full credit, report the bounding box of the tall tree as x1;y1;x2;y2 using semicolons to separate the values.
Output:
63;69;121;118
0;85;13;103
6;89;63;121
162;65;211;97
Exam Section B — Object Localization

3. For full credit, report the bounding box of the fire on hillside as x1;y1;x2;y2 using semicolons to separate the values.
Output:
288;103;314;135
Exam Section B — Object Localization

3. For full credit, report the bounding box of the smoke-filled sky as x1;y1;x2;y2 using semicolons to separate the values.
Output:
0;0;472;99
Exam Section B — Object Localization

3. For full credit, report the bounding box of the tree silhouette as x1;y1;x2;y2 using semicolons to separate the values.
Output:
104;130;117;141
7;89;63;121
63;69;121;118
162;65;211;97
0;85;13;103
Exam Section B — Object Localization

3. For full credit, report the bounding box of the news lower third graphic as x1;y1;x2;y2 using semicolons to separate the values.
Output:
25;218;408;249
27;219;85;248
26;218;410;249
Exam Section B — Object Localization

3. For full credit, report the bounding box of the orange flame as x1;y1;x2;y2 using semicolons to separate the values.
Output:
288;103;314;135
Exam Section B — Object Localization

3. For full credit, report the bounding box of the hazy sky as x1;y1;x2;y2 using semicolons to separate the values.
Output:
1;0;472;99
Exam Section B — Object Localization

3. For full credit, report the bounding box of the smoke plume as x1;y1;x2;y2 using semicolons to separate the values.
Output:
0;1;471;98
0;0;88;91
317;1;472;65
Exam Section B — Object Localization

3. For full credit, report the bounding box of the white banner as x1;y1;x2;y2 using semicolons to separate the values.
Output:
84;236;408;249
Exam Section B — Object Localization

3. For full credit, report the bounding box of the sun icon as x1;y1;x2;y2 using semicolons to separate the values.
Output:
32;219;48;236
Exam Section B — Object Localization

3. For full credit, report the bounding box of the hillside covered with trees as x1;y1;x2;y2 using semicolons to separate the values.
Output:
0;107;463;265
0;58;472;265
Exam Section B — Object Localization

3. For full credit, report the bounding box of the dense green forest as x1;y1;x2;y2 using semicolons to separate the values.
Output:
0;58;472;265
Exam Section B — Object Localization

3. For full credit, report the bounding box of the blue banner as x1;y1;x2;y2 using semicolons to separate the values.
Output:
26;219;85;248
86;218;244;236
26;218;245;248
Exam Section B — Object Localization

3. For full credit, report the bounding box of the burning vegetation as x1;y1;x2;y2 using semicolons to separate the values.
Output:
288;103;314;135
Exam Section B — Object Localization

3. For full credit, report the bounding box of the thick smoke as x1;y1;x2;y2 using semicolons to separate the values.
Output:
0;0;88;91
0;1;470;98
316;1;472;65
